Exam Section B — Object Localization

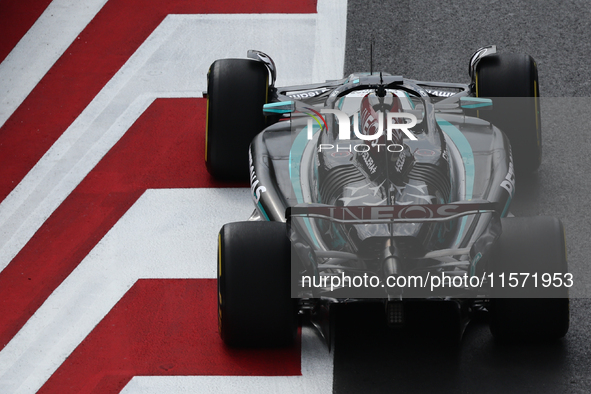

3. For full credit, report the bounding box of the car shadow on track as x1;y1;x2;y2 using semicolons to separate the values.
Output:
331;303;571;394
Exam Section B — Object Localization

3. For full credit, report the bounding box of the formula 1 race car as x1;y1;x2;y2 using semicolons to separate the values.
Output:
206;46;569;347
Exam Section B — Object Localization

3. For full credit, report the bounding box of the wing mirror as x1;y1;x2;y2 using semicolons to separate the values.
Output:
460;97;493;110
262;101;295;116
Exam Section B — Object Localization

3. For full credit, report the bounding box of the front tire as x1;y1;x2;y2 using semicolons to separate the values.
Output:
206;59;269;181
475;53;542;175
489;216;569;342
218;221;297;347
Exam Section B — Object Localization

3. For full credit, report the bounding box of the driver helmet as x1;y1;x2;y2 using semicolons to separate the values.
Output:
359;92;403;144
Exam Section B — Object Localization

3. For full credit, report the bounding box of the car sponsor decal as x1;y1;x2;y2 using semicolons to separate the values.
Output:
286;87;330;99
360;150;378;174
424;88;457;97
500;158;515;197
290;202;497;222
500;148;515;217
395;151;406;172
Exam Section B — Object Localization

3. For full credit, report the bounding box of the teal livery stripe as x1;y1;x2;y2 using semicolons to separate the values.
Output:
436;118;475;248
289;124;320;247
460;97;493;109
289;126;307;203
257;201;270;221
263;101;295;114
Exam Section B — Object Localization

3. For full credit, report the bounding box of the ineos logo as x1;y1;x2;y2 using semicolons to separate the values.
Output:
398;205;434;219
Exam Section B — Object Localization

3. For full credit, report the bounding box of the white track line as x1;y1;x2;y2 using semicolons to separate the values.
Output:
0;189;273;393
121;326;333;394
0;0;347;274
0;189;333;393
0;0;109;128
0;1;345;391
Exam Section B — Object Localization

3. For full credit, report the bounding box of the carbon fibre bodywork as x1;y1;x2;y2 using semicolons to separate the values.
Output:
243;47;522;336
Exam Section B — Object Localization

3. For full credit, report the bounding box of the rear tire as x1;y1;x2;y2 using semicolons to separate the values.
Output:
475;53;542;175
489;216;569;342
206;59;269;181
218;221;297;347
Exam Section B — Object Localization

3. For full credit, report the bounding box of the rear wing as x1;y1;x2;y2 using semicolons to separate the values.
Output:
286;201;498;224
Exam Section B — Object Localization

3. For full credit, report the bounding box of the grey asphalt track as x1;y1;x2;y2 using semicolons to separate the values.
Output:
334;1;591;392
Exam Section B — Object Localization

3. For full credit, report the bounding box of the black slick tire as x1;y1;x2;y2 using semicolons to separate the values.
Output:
489;216;569;342
206;59;269;181
475;53;542;175
218;221;297;347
